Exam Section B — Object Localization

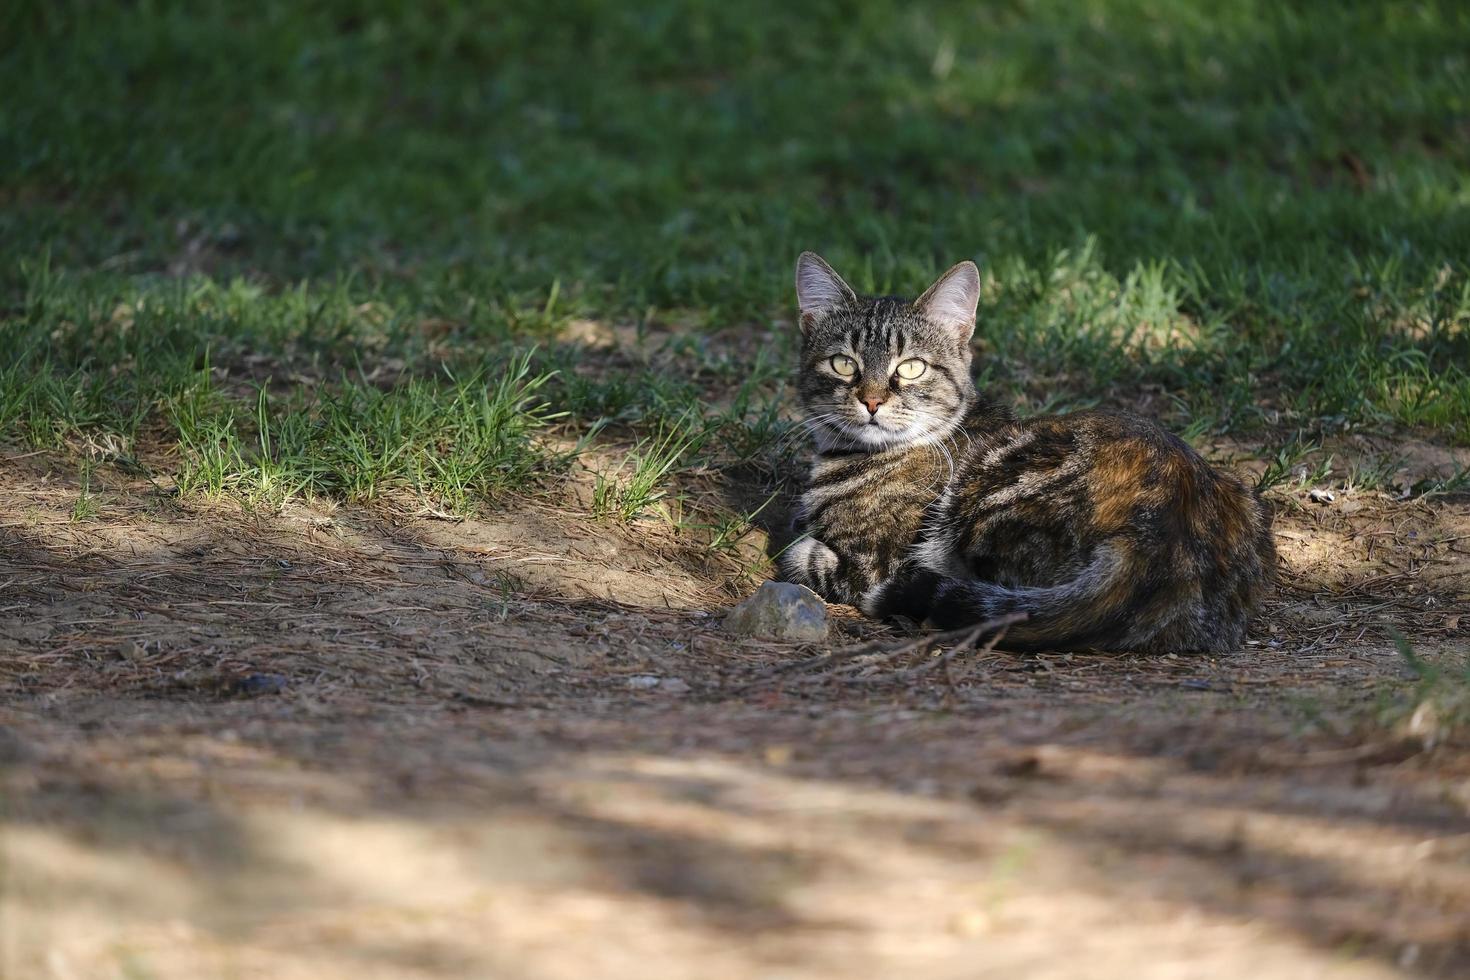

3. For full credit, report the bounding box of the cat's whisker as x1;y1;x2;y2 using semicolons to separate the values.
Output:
775;412;846;452
926;438;956;493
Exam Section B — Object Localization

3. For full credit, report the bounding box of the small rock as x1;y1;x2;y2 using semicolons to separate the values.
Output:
949;909;993;937
627;675;661;689
233;673;287;697
660;677;691;694
723;581;829;643
1337;497;1364;515
997;753;1045;779
1308;488;1335;504
1403;700;1446;750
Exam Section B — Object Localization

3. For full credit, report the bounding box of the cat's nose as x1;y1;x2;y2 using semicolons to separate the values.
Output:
861;394;887;415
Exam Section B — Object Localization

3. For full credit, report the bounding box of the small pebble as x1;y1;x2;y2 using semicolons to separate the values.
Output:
949;909;993;937
628;675;661;690
723;581;829;643
234;673;288;696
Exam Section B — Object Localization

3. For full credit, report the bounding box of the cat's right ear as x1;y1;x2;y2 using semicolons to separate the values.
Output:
914;260;981;342
795;251;857;333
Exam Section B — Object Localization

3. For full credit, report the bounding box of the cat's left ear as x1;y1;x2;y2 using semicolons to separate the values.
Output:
914;260;981;341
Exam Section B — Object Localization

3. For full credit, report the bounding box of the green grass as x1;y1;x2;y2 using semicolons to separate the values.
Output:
3;0;1469;514
1255;434;1331;493
1383;632;1470;748
70;461;99;522
168;352;557;512
592;423;707;522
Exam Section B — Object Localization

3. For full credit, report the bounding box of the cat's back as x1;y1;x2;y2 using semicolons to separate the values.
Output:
943;408;1274;589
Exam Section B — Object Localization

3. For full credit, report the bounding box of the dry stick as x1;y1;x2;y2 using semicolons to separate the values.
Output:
741;611;1029;691
841;612;1028;686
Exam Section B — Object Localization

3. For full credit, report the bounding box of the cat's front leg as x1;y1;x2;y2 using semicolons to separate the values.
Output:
779;535;865;606
779;535;841;598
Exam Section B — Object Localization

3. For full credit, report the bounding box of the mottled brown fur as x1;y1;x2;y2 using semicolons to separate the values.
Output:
779;252;1276;653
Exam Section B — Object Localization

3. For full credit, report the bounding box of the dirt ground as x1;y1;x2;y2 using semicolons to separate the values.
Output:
3;445;1470;980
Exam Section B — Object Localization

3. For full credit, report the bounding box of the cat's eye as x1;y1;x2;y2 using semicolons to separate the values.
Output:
895;358;928;380
829;355;858;378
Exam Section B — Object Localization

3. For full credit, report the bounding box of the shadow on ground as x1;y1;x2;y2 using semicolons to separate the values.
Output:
2;468;1469;979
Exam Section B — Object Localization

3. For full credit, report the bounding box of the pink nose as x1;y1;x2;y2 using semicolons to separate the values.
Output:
861;395;887;415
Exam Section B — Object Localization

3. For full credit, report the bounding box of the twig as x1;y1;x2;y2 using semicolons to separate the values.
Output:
735;612;1028;693
893;613;1025;680
1253;738;1419;767
839;612;1027;686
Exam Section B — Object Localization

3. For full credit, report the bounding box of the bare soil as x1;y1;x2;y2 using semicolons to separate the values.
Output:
3;447;1469;979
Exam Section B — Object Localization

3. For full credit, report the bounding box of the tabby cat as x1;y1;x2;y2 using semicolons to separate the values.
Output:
779;251;1275;653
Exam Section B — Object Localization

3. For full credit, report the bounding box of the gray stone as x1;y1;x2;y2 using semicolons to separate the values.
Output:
232;673;288;697
723;581;829;643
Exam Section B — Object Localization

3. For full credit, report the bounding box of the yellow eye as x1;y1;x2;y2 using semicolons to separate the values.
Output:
830;355;858;378
896;359;927;380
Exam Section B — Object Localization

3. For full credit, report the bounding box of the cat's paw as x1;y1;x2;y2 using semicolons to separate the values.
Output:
780;536;839;584
861;567;943;621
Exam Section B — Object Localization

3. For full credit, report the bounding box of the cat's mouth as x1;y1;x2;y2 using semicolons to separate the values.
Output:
840;416;895;436
837;416;923;448
808;408;933;448
843;409;896;430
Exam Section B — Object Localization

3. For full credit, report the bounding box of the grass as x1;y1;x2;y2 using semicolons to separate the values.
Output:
70;462;98;523
3;0;1469;516
1385;632;1470;748
592;423;707;522
1255;434;1329;493
170;353;557;512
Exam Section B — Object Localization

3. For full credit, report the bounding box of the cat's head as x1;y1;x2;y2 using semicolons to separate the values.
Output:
793;251;979;450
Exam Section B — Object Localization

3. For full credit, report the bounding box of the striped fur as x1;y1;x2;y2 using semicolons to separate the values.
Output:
779;252;1276;653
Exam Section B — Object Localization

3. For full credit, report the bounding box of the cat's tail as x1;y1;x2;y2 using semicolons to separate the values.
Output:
864;544;1178;652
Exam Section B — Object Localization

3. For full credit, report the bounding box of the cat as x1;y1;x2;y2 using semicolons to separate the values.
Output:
778;251;1276;653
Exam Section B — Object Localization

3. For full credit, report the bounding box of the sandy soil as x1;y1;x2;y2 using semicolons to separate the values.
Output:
2;449;1469;979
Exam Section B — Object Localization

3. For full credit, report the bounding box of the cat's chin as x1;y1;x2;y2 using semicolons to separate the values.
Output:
828;420;938;451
